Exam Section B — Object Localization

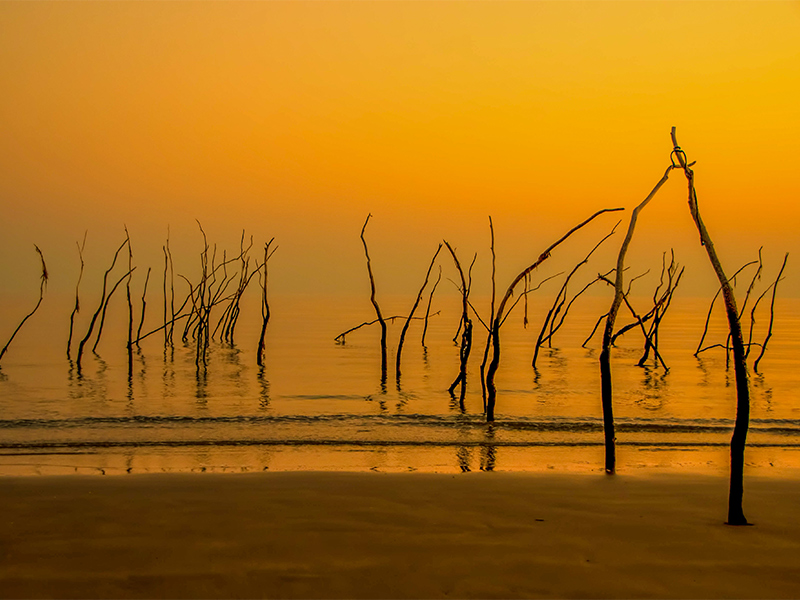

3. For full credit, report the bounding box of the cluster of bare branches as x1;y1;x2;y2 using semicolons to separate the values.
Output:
160;224;274;372
585;250;684;372
695;248;789;374
59;223;277;375
532;223;619;370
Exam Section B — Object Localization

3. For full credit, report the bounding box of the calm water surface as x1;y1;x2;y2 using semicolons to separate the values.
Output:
0;294;798;475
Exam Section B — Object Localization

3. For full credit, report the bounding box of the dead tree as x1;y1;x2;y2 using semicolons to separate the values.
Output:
163;230;176;348
360;214;388;385
479;217;497;409
125;227;134;375
92;266;136;354
0;246;48;366
421;266;442;347
485;207;623;421
67;232;87;360
257;238;277;367
396;243;442;381
443;241;473;400
136;267;152;347
671;127;750;525
600;163;673;474
76;239;128;371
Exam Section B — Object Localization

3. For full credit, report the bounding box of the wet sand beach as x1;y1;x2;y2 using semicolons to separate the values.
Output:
2;471;800;599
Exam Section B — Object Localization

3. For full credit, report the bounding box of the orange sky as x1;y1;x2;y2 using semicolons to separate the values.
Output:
1;1;798;300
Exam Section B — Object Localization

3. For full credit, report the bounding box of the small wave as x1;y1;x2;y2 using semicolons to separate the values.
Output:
1;413;800;436
2;439;800;451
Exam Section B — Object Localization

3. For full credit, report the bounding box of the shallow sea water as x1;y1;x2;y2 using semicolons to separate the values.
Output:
0;293;798;476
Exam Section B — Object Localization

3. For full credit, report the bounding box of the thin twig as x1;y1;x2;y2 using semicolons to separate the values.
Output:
396;244;442;380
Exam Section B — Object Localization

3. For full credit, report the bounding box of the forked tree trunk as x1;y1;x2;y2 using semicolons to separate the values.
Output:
671;127;750;525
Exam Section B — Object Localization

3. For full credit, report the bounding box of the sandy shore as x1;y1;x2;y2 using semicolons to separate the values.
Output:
2;471;800;599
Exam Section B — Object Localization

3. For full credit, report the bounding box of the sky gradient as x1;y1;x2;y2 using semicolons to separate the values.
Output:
1;1;798;301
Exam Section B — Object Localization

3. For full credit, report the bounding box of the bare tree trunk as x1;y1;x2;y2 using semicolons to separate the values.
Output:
165;231;176;347
360;214;387;386
479;217;496;411
600;164;673;474
124;227;134;376
257;238;277;367
67;233;87;360
671;127;750;525
136;268;152;348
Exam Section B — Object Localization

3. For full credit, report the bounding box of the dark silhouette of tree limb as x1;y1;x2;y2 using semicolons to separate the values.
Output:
257;238;277;367
396;244;442;381
67;232;87;360
136;267;152;348
421;266;441;347
0;245;48;366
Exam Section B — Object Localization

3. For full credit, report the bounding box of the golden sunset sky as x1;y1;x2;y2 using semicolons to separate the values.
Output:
1;1;798;300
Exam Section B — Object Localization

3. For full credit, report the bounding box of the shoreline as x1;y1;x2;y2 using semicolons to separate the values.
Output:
2;470;800;598
3;442;800;477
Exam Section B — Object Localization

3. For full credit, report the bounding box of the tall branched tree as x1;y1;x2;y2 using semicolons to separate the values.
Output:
671;127;750;525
